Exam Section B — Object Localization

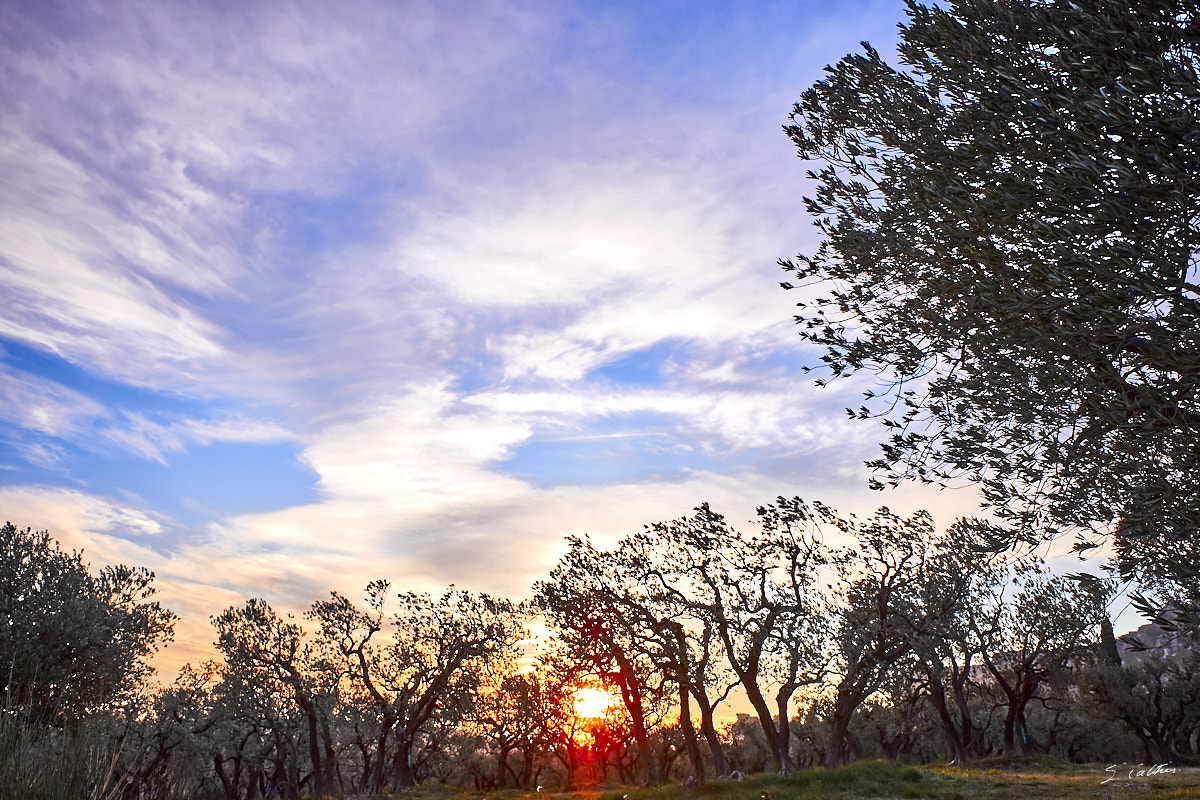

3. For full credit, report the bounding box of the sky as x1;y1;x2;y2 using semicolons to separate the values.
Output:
1;0;1051;674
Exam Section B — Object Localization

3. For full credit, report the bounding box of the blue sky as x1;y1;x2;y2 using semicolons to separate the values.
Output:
1;0;1009;670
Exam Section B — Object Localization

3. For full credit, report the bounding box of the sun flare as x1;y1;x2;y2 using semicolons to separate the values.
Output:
571;687;615;719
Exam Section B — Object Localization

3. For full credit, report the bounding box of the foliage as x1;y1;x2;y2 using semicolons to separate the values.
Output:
1080;632;1200;765
534;536;674;786
0;521;176;722
469;667;567;789
210;584;525;797
971;566;1112;756
8;511;1194;797
782;0;1200;596
536;500;842;780
0;697;131;800
639;500;837;776
824;509;988;766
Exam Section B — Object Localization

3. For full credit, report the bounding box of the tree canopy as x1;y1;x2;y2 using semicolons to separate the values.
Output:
0;521;176;721
782;0;1200;600
8;513;1198;795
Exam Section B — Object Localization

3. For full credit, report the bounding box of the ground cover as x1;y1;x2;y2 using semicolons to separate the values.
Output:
363;759;1200;800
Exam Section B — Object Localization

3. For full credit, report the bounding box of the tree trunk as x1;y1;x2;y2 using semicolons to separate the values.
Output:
950;666;976;758
825;685;858;768
369;724;392;792
497;744;513;789
668;624;706;785
213;755;238;800
320;715;338;792
518;749;539;789
825;710;852;768
558;739;580;790
775;687;797;774
299;696;333;800
742;676;790;773
926;679;966;764
392;737;417;789
1003;674;1037;755
692;685;730;776
612;649;660;784
678;679;706;785
1001;699;1018;755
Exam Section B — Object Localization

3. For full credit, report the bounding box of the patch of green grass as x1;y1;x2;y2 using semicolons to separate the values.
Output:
368;760;1200;800
966;753;1074;772
399;760;1200;800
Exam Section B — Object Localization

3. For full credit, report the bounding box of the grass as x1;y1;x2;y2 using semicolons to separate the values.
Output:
0;709;130;800
367;759;1200;800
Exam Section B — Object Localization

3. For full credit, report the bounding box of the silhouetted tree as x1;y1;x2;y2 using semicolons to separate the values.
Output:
825;509;982;766
635;501;836;775
535;537;665;785
1081;638;1200;764
308;583;523;791
783;0;1200;607
213;598;339;799
972;566;1112;755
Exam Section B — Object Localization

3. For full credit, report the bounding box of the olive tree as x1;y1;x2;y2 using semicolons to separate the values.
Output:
0;522;176;721
535;536;667;786
307;583;524;792
971;567;1113;755
910;520;1007;764
782;0;1200;602
824;509;984;767
635;501;836;776
1081;640;1200;764
469;667;565;790
539;501;837;779
212;598;340;799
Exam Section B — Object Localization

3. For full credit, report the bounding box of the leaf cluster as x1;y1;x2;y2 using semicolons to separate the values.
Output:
0;521;176;722
782;0;1200;595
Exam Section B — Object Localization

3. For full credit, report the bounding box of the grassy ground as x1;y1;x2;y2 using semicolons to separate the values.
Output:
368;757;1200;800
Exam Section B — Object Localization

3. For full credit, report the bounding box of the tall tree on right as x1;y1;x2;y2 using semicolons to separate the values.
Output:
782;1;1200;608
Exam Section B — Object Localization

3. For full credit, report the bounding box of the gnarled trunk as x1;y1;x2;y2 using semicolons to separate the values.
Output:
391;737;417;789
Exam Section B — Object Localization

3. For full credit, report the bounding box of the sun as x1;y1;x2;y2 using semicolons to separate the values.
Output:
572;687;615;719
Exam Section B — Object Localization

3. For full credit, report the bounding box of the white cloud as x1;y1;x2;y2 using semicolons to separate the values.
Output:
0;365;107;438
0;485;163;549
0;0;563;392
0;0;1020;680
397;165;728;309
99;412;296;464
301;382;532;503
0;358;294;463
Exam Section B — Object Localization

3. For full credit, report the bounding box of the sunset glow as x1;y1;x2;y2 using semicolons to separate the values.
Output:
0;0;983;683
572;687;616;720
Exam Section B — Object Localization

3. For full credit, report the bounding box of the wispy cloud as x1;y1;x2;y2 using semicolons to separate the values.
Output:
0;0;993;675
0;365;107;438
